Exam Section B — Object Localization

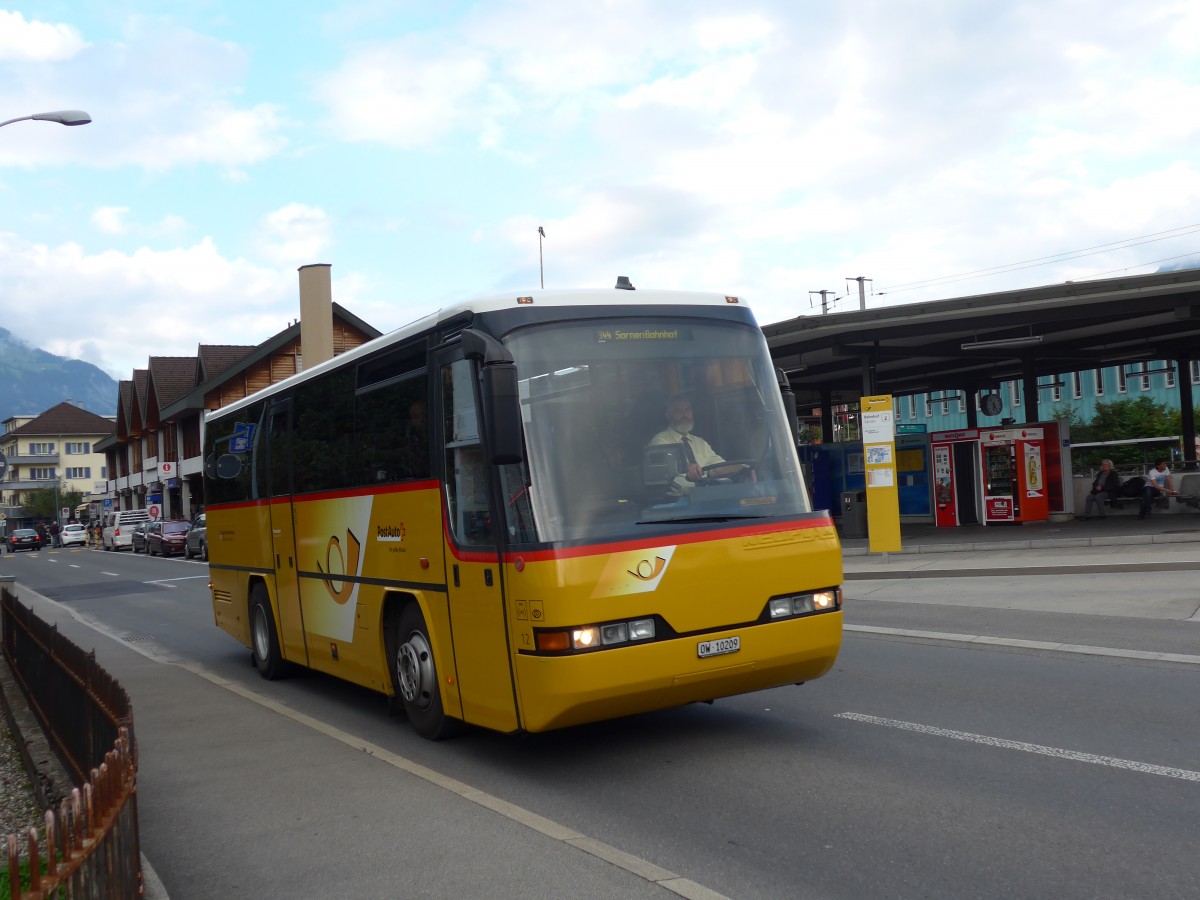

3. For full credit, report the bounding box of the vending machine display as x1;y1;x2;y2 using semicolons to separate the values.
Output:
981;428;1048;523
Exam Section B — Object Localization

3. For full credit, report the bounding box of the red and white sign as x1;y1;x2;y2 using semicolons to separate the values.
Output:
147;504;162;519
985;497;1013;520
160;461;175;477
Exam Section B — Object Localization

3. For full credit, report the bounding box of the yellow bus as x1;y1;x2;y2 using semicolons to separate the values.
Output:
205;286;842;738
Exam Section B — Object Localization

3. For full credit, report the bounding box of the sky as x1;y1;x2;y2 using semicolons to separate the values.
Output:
1;1;1198;381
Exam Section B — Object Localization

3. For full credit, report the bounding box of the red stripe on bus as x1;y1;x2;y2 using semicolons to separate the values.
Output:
442;515;836;563
207;480;440;512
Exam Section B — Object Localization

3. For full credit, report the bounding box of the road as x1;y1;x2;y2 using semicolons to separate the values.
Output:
2;543;1198;899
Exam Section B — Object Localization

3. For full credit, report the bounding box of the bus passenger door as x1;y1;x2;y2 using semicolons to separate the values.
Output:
266;398;306;665
438;354;519;732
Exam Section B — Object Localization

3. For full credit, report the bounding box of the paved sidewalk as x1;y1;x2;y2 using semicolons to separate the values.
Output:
839;513;1200;558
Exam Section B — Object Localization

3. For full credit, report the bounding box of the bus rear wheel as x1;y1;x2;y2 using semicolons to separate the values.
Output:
250;584;290;680
388;604;461;740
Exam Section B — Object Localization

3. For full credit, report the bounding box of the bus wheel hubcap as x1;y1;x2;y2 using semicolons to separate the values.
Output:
398;631;433;709
253;608;269;660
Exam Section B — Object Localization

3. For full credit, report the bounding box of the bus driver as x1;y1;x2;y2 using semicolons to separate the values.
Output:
647;394;750;494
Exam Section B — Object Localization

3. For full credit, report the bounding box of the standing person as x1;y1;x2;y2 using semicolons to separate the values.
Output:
50;520;61;547
1081;459;1121;519
1139;459;1174;519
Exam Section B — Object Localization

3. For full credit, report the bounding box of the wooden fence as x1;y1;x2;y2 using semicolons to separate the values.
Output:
1;585;141;898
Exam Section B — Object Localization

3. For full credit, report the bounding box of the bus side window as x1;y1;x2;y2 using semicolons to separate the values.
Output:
355;374;430;483
442;359;493;546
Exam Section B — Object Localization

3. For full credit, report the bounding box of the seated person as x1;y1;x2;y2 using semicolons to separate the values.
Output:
1139;458;1174;519
1080;459;1120;519
647;395;749;494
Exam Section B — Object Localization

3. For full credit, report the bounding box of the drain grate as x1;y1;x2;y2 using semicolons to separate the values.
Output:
124;633;155;643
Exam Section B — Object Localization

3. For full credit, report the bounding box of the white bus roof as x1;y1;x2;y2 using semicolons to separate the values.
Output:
208;287;749;421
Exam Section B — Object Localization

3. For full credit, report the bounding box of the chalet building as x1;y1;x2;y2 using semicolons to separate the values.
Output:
1;402;116;528
95;294;380;521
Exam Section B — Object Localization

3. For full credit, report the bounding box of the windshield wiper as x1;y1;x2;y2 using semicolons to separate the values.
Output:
636;514;768;525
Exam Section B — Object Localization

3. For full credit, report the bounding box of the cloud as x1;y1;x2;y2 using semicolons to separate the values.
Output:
315;40;492;148
254;204;333;267
0;233;294;378
0;10;86;61
92;206;131;235
0;15;288;171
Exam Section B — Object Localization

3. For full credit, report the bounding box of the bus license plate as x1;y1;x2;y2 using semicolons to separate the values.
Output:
697;636;740;658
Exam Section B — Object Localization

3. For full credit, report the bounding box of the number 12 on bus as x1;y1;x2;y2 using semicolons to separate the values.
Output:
204;286;843;739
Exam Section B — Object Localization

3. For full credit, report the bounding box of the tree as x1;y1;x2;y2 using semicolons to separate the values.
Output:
1048;402;1086;429
21;486;85;521
1077;397;1181;469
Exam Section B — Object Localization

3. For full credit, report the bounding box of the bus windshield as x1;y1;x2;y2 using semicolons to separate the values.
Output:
500;317;812;544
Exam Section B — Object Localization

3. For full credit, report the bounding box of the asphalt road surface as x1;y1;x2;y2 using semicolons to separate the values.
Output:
2;544;1197;900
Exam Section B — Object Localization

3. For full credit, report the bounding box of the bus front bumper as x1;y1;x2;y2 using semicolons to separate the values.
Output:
514;611;842;733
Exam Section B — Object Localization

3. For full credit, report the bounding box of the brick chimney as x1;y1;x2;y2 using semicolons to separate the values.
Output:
298;263;334;371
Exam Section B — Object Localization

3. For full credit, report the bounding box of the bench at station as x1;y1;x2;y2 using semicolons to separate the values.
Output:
1074;473;1197;517
1172;473;1200;510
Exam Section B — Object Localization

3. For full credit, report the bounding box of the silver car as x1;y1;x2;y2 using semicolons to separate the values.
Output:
184;512;207;560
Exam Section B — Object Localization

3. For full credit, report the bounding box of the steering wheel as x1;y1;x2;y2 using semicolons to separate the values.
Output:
698;459;758;484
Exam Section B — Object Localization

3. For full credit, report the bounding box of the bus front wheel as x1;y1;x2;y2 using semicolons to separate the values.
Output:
250;585;290;680
389;604;460;740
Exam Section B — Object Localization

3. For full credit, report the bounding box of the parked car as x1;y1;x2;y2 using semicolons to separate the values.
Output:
129;523;150;554
183;512;207;560
5;529;42;553
102;509;153;551
60;523;88;547
147;520;190;557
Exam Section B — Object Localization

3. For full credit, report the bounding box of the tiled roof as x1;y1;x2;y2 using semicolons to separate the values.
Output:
198;345;255;382
148;356;197;408
5;401;115;437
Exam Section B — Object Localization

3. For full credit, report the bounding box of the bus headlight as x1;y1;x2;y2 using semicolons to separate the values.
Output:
601;623;629;645
534;617;658;654
812;590;838;610
769;598;794;618
628;619;655;640
764;588;841;621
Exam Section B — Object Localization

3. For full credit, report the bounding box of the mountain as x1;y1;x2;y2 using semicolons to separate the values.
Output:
0;327;118;421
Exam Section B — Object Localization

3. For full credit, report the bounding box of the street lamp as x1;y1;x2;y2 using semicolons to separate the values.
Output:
538;226;546;289
0;109;92;129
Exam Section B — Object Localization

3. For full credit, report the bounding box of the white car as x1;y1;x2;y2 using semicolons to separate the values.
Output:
60;523;89;547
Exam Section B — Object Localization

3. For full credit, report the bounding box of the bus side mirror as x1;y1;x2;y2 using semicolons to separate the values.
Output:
481;362;523;464
776;368;799;444
462;328;525;465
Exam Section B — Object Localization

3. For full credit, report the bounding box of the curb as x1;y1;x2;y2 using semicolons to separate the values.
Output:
841;529;1200;557
844;559;1200;580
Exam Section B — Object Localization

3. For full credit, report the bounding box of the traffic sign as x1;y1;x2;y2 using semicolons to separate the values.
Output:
148;504;162;519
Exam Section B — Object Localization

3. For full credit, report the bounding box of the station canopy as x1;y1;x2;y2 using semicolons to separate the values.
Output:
762;269;1200;411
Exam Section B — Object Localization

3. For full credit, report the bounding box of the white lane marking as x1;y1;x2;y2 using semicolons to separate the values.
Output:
846;624;1200;666
143;576;208;585
101;571;120;576
69;565;80;569
837;712;1200;782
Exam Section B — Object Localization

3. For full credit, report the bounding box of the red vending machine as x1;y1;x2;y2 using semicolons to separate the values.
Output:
931;428;980;527
980;427;1049;524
